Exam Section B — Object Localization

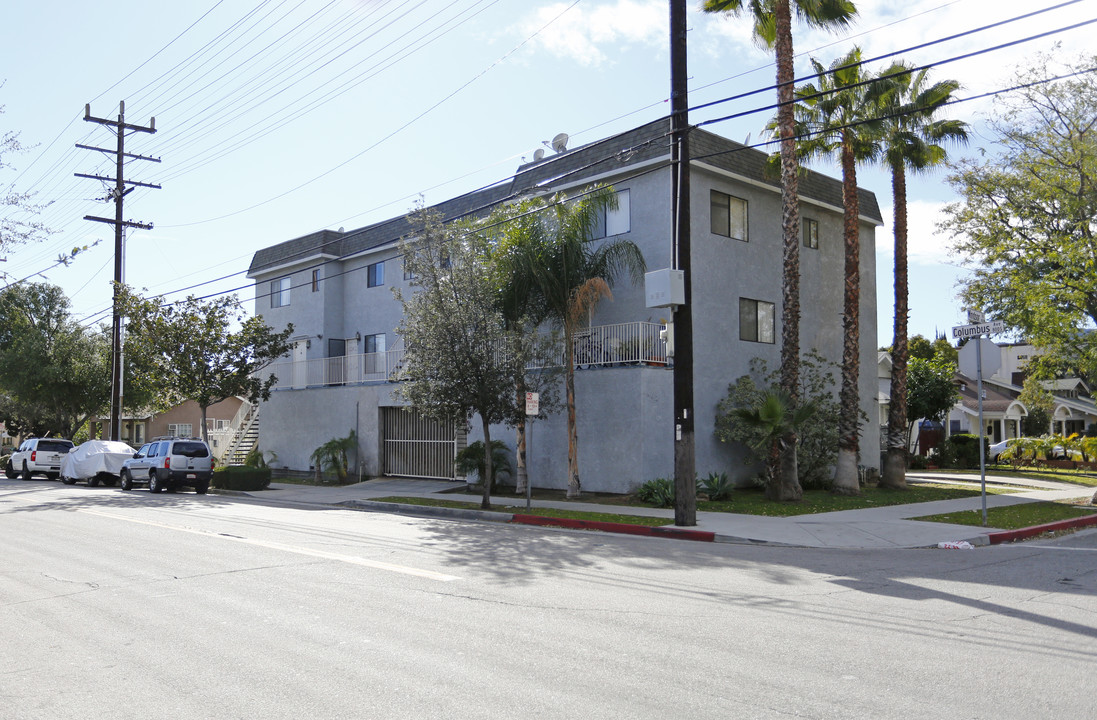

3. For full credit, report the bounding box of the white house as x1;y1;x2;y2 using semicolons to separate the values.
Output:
246;119;883;492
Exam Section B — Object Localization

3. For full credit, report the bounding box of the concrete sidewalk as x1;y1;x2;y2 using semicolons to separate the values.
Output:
217;473;1097;549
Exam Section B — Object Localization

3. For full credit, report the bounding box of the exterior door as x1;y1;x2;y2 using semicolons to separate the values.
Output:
292;340;307;389
381;407;461;480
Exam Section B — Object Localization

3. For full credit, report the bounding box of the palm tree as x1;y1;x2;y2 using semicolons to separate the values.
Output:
789;47;879;495
730;388;817;490
531;186;646;498
874;63;969;490
703;0;858;502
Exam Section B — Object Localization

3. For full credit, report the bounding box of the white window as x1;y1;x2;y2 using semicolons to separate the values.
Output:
271;277;291;308
803;218;819;249
365;333;386;354
592;189;631;238
168;423;193;438
367;261;385;287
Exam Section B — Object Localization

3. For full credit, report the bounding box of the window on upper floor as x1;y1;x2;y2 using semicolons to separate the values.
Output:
803;217;819;249
739;297;775;344
271;276;291;308
368;261;385;287
311;269;320;292
591;189;631;239
403;257;415;281
365;333;386;354
711;190;748;241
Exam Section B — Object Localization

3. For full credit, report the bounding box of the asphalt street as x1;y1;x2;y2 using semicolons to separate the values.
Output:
2;479;1095;719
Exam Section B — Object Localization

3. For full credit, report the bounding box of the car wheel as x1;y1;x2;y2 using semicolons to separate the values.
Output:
87;476;100;487
61;476;77;485
101;477;117;487
4;460;16;479
194;480;209;495
120;470;132;491
149;474;162;493
21;462;32;481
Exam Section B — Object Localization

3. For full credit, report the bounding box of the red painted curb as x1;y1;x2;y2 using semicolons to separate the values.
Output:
509;514;714;542
987;512;1097;544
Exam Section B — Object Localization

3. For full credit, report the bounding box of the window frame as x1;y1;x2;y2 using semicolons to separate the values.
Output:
270;276;291;308
311;268;320;292
739;297;775;344
591;188;631;239
710;190;748;242
367;261;385;288
803;217;819;249
364;333;386;355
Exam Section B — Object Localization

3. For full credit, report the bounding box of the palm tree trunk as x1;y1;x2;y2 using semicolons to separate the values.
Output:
774;0;803;502
834;134;862;495
882;161;910;489
565;322;581;498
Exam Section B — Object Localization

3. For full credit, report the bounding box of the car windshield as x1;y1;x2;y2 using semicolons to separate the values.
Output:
173;442;209;458
38;440;74;453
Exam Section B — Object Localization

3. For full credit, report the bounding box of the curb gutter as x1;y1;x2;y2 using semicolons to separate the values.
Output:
510;514;715;542
986;512;1097;544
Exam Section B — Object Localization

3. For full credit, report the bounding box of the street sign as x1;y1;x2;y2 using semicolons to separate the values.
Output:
951;320;1006;340
967;309;985;323
525;391;539;416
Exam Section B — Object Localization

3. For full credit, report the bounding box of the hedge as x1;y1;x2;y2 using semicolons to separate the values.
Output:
212;465;272;492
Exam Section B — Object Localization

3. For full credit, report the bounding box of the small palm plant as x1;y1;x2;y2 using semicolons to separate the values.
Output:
730;388;816;501
310;430;357;483
455;440;513;494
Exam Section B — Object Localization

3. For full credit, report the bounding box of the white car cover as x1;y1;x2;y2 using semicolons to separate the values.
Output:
60;440;136;480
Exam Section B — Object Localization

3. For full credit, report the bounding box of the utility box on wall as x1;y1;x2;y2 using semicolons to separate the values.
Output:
645;268;685;308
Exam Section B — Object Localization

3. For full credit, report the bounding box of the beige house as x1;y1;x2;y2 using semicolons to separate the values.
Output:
92;397;255;462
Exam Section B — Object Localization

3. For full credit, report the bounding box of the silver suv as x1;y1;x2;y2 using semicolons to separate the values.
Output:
6;438;75;480
119;436;213;494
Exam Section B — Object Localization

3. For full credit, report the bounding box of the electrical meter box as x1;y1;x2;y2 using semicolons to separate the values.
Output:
645;268;685;308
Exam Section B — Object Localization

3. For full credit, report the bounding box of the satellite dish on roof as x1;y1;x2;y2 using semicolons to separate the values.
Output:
533;148;545;162
551;133;569;153
743;133;751;147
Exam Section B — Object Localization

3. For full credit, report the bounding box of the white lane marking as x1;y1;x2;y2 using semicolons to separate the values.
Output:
80;509;460;582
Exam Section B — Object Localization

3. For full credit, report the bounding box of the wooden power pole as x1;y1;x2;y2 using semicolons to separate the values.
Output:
76;101;159;441
670;0;696;526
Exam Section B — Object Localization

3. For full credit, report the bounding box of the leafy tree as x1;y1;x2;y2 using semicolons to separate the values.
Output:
1018;375;1054;436
0;283;114;438
906;356;958;450
119;287;294;442
523;187;645;499
873;62;969;490
704;0;858;503
394;209;539;510
941;53;1097;380
789;47;880;495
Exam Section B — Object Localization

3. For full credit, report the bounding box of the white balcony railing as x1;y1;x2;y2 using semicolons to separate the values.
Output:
265;321;667;391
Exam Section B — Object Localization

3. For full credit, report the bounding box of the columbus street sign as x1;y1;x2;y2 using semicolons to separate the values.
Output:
951;320;1007;340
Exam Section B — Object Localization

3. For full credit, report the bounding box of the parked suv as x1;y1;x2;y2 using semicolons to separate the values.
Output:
6;438;75;480
119;436;213;494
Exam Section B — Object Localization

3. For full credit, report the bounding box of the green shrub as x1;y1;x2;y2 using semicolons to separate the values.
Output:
455;440;512;490
212;465;272;492
700;471;734;501
637;477;675;507
940;433;986;469
908;454;928;470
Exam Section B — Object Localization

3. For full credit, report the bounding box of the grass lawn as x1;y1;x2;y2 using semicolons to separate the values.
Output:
914;500;1097;529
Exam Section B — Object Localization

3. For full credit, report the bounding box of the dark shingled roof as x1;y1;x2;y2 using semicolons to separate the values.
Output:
249;117;883;275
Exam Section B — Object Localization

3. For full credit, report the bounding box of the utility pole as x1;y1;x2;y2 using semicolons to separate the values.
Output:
670;0;696;527
76;101;159;441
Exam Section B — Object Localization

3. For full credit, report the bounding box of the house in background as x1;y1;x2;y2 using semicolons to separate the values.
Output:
91;397;258;463
246;118;883;492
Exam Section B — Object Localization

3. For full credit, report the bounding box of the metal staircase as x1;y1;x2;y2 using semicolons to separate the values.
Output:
224;403;260;466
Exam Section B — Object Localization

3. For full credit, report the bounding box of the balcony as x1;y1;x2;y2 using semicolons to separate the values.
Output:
265;321;668;391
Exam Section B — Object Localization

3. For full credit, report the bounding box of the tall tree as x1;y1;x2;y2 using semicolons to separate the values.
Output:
942;53;1097;381
788;47;877;495
0;283;111;438
529;187;646;499
394;209;538;509
119;288;294;442
703;0;858;502
875;62;968;490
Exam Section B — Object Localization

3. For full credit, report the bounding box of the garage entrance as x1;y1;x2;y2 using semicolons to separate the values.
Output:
381;407;464;480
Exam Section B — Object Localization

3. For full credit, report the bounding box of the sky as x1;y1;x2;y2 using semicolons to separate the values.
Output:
1;0;1093;347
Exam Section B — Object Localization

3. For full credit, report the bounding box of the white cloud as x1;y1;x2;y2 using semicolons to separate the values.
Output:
517;1;667;67
876;199;960;266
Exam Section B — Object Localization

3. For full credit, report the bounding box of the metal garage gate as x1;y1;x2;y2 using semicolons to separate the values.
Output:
381;407;464;480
